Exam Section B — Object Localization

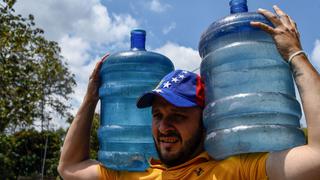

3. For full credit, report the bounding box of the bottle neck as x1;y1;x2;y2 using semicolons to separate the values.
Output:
229;0;248;14
130;30;146;51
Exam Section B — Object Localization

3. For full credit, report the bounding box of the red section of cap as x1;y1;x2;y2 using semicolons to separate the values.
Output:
196;75;205;108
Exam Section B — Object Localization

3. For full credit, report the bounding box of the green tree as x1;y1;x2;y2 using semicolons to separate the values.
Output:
0;0;76;133
0;129;65;179
90;113;100;159
0;134;15;178
66;113;100;159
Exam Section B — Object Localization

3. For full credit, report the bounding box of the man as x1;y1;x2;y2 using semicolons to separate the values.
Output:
58;6;320;180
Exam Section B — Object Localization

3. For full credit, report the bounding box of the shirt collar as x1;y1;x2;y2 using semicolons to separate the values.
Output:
149;151;212;171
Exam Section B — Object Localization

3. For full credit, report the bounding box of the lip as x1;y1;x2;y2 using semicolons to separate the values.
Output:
159;137;179;143
158;136;180;149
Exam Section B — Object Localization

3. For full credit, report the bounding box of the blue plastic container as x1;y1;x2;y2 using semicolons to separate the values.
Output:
98;29;174;171
199;0;306;160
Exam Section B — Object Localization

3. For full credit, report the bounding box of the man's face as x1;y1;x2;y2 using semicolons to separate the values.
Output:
151;96;204;167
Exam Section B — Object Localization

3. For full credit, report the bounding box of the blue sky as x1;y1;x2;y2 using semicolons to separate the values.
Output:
103;0;320;54
12;0;320;128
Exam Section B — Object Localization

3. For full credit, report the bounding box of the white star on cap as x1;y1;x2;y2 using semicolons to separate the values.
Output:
163;81;171;88
178;74;185;79
153;89;163;93
171;77;179;83
182;70;188;74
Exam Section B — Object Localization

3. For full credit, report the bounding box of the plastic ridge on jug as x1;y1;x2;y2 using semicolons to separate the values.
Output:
98;29;174;171
199;0;306;160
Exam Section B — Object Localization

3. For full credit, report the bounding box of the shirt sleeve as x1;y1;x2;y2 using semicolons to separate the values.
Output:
239;153;269;180
97;164;118;180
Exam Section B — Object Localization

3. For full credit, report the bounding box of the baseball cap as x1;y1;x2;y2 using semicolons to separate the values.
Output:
136;70;205;108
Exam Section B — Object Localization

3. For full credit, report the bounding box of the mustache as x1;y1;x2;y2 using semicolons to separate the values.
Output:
158;130;181;140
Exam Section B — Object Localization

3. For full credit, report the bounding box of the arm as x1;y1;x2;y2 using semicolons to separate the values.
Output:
58;54;109;180
251;5;320;180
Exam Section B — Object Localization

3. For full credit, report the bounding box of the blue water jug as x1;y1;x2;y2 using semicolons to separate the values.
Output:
98;29;174;171
199;0;306;160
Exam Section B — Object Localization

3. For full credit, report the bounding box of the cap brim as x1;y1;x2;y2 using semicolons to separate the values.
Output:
136;92;156;108
136;89;198;108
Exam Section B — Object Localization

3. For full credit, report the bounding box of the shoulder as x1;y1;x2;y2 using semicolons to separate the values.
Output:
239;153;269;180
98;164;118;180
203;153;268;180
239;152;269;165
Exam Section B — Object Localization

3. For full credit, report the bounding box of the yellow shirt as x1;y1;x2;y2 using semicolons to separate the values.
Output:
98;152;268;180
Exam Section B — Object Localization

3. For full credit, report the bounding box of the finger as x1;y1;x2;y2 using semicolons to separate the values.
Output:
90;53;110;80
273;5;291;27
250;21;275;35
273;5;286;16
90;60;104;80
94;53;110;74
101;52;110;63
288;15;299;34
257;8;281;27
288;18;301;43
289;18;297;30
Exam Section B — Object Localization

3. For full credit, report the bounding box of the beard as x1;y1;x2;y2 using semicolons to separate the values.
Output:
153;126;204;167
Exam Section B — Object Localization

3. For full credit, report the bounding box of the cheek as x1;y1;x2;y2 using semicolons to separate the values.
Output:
180;124;200;141
151;122;157;137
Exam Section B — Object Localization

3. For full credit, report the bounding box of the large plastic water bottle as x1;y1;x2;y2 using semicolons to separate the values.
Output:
98;29;174;171
199;0;306;160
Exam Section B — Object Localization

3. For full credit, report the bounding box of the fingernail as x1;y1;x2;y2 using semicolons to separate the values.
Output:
250;21;258;26
257;8;265;12
103;52;110;58
101;53;110;62
273;5;278;8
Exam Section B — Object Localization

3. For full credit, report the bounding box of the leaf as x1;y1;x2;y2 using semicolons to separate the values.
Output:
0;0;76;133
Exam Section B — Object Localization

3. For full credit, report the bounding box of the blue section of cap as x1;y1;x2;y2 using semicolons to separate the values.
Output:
136;88;197;108
136;70;199;108
156;88;197;107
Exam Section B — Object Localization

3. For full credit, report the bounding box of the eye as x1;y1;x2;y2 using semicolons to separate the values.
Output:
152;112;162;120
173;114;186;122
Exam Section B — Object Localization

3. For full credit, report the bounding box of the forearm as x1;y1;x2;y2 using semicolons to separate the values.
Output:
291;54;320;148
57;56;107;179
267;55;320;180
59;97;98;167
255;5;320;179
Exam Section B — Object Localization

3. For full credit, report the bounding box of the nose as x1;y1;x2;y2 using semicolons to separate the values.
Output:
158;117;175;134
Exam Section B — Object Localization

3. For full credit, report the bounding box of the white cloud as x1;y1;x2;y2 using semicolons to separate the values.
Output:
163;22;176;34
154;42;201;73
59;35;91;67
13;0;139;129
311;39;320;73
14;0;138;44
149;0;171;13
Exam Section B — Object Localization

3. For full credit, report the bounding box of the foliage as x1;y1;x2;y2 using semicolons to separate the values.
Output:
0;128;65;179
66;113;100;160
302;128;308;143
0;134;15;178
90;113;100;159
0;0;100;178
0;0;76;133
0;116;100;179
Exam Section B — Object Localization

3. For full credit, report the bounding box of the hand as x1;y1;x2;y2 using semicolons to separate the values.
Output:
251;5;302;61
84;53;110;103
